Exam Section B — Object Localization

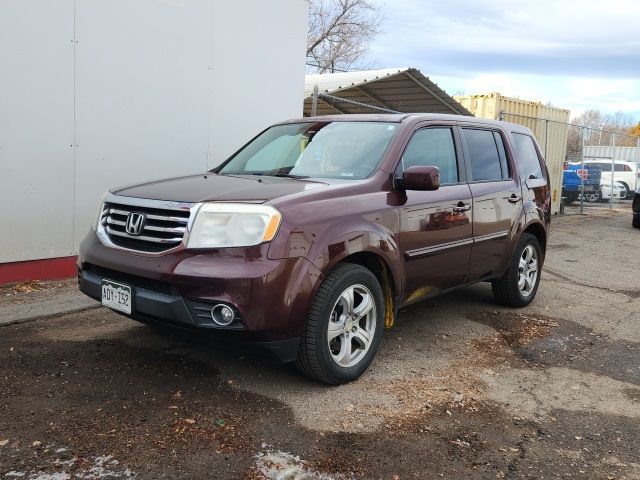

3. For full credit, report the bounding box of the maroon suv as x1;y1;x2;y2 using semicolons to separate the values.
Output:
78;114;550;384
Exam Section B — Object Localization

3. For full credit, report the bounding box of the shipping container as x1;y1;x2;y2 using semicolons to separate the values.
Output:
455;93;570;215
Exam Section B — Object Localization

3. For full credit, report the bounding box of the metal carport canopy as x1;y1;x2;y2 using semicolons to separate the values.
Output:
303;67;472;116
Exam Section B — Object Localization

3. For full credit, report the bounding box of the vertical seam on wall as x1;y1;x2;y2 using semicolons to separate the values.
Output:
72;0;77;255
205;0;215;170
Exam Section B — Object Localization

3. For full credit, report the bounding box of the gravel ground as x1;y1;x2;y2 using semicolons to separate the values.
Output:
1;208;639;479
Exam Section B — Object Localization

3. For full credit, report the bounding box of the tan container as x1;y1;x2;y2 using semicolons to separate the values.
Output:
455;93;570;214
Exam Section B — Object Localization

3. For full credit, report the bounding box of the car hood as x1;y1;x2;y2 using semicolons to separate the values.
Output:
112;173;330;203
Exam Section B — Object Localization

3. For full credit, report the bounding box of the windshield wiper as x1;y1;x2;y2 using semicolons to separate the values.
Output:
265;172;310;179
219;171;309;179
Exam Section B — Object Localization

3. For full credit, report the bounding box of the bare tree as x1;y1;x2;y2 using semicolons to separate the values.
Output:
306;0;382;73
567;109;639;159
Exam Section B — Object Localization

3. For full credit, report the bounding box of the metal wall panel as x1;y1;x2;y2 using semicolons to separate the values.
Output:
0;1;75;263
209;0;308;165
1;0;307;264
73;0;213;251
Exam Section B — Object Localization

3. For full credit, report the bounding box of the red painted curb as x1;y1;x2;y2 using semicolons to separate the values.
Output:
0;256;78;285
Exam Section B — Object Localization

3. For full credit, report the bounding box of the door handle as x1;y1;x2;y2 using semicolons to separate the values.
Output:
508;194;522;203
452;202;471;213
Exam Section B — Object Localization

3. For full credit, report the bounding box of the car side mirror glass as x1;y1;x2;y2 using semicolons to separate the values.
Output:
399;166;440;191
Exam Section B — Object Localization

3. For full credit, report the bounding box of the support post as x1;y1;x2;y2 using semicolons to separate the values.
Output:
636;137;640;193
610;133;615;211
311;84;319;117
580;127;585;215
544;119;549;162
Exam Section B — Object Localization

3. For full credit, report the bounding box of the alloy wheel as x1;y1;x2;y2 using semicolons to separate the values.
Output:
327;284;377;368
518;245;538;297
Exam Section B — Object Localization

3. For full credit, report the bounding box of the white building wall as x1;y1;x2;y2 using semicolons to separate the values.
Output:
0;1;76;263
0;0;308;264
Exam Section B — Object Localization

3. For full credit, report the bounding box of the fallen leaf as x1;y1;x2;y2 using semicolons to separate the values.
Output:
0;439;9;446
184;418;196;424
215;419;225;427
32;441;41;447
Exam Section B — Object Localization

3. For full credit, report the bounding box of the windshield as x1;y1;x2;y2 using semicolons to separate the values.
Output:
218;121;398;180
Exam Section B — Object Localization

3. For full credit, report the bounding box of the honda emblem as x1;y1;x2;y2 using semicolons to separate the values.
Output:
125;212;145;236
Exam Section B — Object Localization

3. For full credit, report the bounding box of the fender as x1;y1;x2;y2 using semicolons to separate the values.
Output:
304;221;402;330
306;221;402;291
509;218;548;267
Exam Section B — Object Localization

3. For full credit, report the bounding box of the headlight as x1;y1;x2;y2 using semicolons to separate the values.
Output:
187;203;282;248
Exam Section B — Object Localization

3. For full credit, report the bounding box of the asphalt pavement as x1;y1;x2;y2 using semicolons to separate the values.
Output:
1;207;638;479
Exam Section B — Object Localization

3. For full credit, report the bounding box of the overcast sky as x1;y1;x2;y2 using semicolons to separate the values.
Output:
368;0;640;120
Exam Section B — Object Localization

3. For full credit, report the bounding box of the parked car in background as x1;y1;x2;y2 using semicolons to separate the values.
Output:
633;187;640;228
583;180;627;203
562;162;601;204
584;159;639;199
78;114;550;385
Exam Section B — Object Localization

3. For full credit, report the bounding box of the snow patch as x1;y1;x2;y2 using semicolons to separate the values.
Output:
255;449;342;480
4;454;135;480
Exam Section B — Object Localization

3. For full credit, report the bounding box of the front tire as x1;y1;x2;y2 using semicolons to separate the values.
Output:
492;233;542;307
584;191;602;203
296;263;384;385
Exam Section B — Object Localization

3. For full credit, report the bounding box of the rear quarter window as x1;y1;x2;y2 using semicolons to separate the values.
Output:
512;133;544;180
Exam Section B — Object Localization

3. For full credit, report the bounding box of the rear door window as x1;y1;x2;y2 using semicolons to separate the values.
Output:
462;128;506;181
512;133;544;180
401;127;459;184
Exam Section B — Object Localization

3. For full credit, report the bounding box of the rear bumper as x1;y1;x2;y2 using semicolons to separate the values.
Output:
77;230;323;360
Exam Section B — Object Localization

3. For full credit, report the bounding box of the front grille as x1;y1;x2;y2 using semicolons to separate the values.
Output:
100;200;191;253
86;264;175;295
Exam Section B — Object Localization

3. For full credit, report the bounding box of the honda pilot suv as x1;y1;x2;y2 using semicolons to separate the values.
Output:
78;114;550;384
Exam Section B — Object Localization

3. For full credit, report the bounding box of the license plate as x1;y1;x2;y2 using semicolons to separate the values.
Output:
581;185;594;192
101;279;132;314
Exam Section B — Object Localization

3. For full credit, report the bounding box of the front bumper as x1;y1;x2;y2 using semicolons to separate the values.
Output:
77;231;323;361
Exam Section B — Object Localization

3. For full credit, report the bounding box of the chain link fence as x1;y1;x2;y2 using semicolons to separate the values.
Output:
500;112;640;216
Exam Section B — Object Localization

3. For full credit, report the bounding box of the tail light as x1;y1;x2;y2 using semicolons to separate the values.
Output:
623;164;632;172
563;161;568;171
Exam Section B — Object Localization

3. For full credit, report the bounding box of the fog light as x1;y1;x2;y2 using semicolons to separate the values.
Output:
211;304;235;326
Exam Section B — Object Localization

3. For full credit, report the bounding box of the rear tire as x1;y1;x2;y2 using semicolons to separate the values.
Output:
492;233;542;307
296;263;384;385
633;215;640;228
563;192;579;205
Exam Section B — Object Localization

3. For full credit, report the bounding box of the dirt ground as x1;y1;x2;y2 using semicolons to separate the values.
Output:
1;206;639;479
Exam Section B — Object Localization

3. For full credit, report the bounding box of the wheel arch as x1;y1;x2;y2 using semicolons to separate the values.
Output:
317;248;399;328
521;220;547;258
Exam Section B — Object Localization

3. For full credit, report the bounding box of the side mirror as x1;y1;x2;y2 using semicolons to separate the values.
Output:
398;166;440;191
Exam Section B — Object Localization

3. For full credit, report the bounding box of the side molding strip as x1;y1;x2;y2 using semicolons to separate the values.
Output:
404;230;510;259
405;238;474;259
